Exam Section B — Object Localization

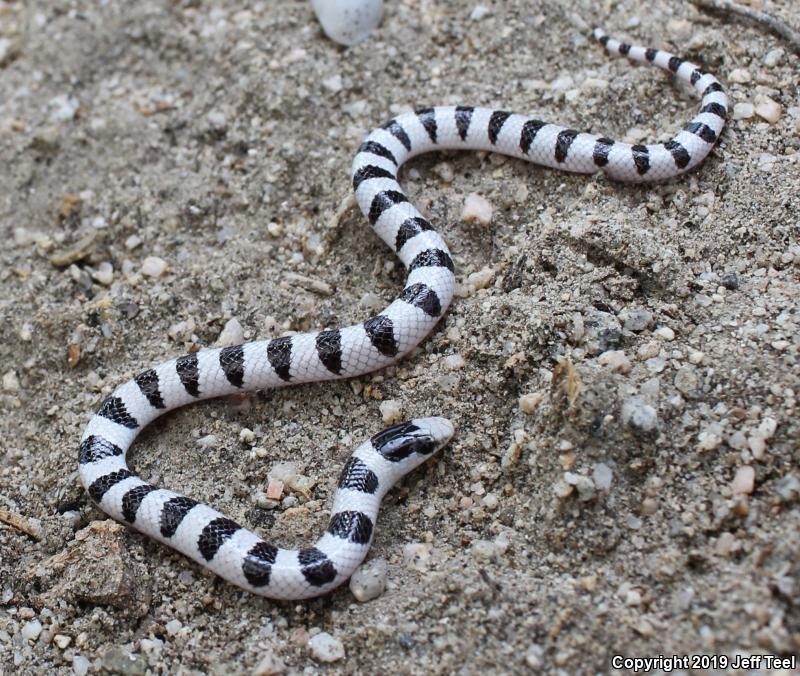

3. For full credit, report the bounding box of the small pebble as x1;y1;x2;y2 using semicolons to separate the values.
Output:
598;350;632;374
266;479;284;500
402;542;433;571
732;102;754;120
470;4;491;21
620;308;652;332
349;558;388;602
197;434;217;448
379;399;403;424
697;427;723;451
253;651;286;675
593;463;613;490
732;466;755;495
727;67;751;84
0;37;12;64
359;291;383;311
748;433;766;460
49;94;79;121
688;349;704;365
54;634;72;649
758;417;777;439
207;110;226;129
763;48;784;67
564;472;595;501
654;326;675;341
322;74;343;93
3;371;20;392
125;234;142;250
21;620;42;642
269;462;298;485
92;262;114;286
141;256;167;277
311;0;383;46
216;318;244;346
465;267;495;291
307;632;345;663
754;95;782;124
461;193;493;224
165;619;183;637
442;354;466;370
519;392;543;413
72;656;90;676
622;397;659;435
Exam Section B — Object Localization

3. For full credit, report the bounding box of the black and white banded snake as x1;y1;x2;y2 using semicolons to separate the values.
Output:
79;30;728;600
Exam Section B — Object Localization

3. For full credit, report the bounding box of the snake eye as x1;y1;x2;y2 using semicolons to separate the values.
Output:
371;422;435;462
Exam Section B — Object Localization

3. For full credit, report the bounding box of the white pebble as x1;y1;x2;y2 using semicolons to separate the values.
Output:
470;4;491;21
732;102;754;120
654;326;675;341
253;651;286;675
688;349;705;365
748;433;766;460
519;392;543;413
53;634;72;649
141;256;167;277
697;427;723;451
593;463;613;490
21;620;42;641
379;399;403;424
216;318;244;346
482;492;499;510
206;110;227;129
621;397;659;434
0;38;11;63
310;0;383;46
359;291;384;311
598;350;632;374
165;619;183;637
49;94;79;122
758;417;777;439
308;632;345;663
732;466;755;495
465;267;495;291
402;542;433;571
564;472;595;501
125;234;142;250
322;74;343;93
92;262;114;286
197;434;217;448
442;354;466;370
72;656;90;676
754;95;782;124
269;461;298;485
470;539;501;560
3;371;20;392
349;558;388;602
763;48;784;67
462;192;493;224
727;67;751;84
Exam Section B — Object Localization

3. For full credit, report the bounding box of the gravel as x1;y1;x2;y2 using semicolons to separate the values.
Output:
1;1;798;674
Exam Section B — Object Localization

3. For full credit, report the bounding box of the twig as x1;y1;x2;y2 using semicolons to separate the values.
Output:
689;0;800;55
0;507;43;540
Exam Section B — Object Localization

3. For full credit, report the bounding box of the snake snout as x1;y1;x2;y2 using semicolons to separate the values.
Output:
370;417;454;462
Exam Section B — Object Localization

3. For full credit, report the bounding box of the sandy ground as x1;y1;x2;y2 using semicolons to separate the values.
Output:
1;0;799;673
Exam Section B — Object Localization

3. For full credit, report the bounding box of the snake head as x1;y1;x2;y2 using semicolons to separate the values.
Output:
370;418;454;463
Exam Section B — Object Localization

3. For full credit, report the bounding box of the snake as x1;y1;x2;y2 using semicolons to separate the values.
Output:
78;30;728;600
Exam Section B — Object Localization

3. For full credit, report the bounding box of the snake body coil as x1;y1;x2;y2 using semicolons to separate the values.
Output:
79;31;728;600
